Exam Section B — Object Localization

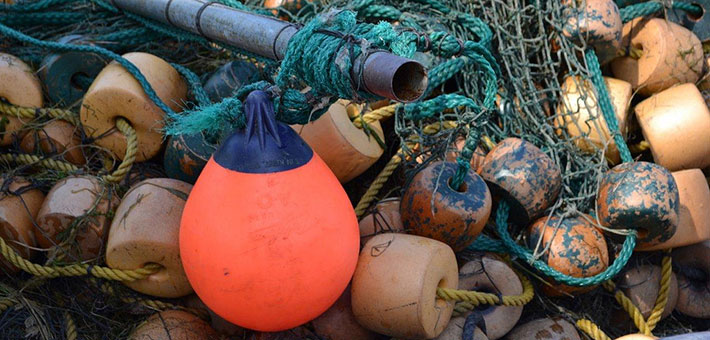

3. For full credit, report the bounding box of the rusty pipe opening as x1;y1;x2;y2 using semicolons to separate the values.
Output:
359;52;428;103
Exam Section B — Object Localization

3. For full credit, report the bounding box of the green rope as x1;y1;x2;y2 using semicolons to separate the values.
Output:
171;63;211;107
0;0;78;12
619;1;703;23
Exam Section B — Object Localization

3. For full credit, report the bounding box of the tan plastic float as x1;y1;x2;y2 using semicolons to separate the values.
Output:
672;241;710;319
457;253;523;340
0;53;44;146
615;335;657;340
562;0;622;64
106;178;193;298
129;310;219;340
434;317;488;340
351;233;458;339
503;318;581;340
182;294;246;337
81;52;187;162
637;169;710;251
611;18;703;95
0;177;44;273
358;197;403;245
555;75;632;163
634;83;710;171
20;120;86;165
312;284;382;340
618;265;678;320
34;176;118;261
291;100;384;183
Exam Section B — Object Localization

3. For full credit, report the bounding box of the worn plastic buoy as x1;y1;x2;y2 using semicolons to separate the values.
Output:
634;83;710;172
203;60;260;103
0;177;44;273
457;253;523;340
180;91;359;331
292;100;385;183
596;162;679;249
672;241;710;319
617;265;678;321
611;18;703;95
637;169;710;251
35;176;118;261
562;0;622;64
81;52;187;161
20;120;86;165
106;178;193;298
164;132;217;184
504;318;581;340
311;285;382;340
528;215;609;296
351;233;458;339
555;75;632;164
479;138;562;224
39;35;107;106
0;53;43;146
129;310;219;340
401;161;492;252
358;197;403;244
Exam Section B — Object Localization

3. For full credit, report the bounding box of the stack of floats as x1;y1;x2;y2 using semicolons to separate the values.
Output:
0;0;709;339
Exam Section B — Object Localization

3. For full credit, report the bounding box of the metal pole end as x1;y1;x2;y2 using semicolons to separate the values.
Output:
361;52;428;103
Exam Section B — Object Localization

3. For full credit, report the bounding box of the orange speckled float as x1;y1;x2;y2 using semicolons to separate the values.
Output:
672;241;710;319
20;120;86;165
351;233;458;339
634;83;710;172
611;18;703;95
479;138;562;224
291;100;384;183
555;75;632;164
35;176;118;261
528;215;609;296
106;178;193;298
358;198;404;244
596;161;679;249
0;177;44;273
128;310;219;340
0;53;43;146
617;265;678;321
503;318;581;340
457;253;523;340
80;52;187;161
562;0;622;64
401;161;492;252
637;169;710;251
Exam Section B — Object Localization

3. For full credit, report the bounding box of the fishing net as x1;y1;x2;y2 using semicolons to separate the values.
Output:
0;0;708;339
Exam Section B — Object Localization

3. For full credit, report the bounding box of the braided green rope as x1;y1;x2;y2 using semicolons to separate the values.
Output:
619;1;703;23
0;0;77;12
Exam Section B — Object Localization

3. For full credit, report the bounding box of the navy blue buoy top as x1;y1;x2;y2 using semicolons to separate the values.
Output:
213;91;314;174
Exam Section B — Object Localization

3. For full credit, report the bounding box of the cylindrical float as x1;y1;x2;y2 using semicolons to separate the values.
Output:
358;197;403;244
81;52;187;161
0;177;44;273
0;53;43;146
617;264;678;321
561;0;622;64
311;284;383;340
35;176;118;261
292;100;385;183
611;18;703;95
351;233;458;339
20;120;86;165
128;310;219;340
106;178;193;298
672;241;710;319
503;318;581;340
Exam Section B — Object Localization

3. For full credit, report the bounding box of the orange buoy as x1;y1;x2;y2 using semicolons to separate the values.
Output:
180;91;359;331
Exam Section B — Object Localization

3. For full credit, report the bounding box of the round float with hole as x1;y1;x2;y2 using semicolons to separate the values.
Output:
400;161;492;252
561;0;622;64
351;233;458;339
20;120;86;165
358;197;403;244
128;310;218;340
672;241;710;319
106;178;193;298
617;264;678;321
311;284;382;340
80;52;187;161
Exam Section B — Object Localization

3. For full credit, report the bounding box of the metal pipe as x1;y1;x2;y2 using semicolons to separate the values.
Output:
110;0;427;102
